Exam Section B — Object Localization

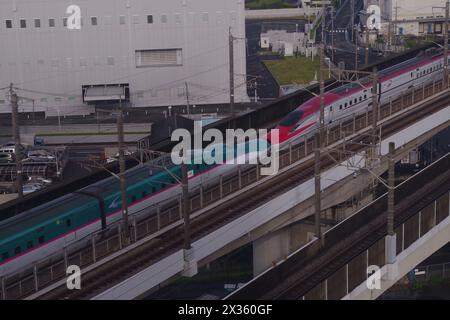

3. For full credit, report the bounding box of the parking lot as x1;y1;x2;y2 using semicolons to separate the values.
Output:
0;143;68;196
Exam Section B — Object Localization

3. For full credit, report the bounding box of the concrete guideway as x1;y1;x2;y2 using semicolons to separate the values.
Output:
91;106;450;300
227;154;450;300
11;82;450;300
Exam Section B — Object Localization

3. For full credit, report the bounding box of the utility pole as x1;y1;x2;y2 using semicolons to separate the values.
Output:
352;0;358;70
117;92;129;241
10;84;23;199
331;5;335;61
393;5;399;51
314;4;326;245
387;142;395;236
181;162;191;250
372;66;378;147
185;82;190;116
386;142;396;265
314;132;322;244
365;24;370;66
229;27;235;116
444;0;449;88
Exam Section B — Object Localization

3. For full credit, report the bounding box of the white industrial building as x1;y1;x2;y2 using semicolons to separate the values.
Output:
0;0;249;116
366;0;449;37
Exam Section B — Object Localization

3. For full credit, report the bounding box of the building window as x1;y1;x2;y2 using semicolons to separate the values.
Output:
80;58;87;67
202;12;209;23
49;18;55;27
216;11;224;24
175;14;182;24
34;19;41;28
107;56;115;65
132;15;139;24
161;14;167;23
63;18;68;27
91;16;98;26
119;15;126;25
135;49;183;67
5;20;12;28
20;19;26;28
147;15;153;24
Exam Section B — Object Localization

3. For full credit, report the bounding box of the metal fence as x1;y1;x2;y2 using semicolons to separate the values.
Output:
1;79;448;300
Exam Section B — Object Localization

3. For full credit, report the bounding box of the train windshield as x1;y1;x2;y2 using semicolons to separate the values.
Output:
279;110;304;126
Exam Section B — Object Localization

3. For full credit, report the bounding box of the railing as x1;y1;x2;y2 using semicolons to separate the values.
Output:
1;79;449;300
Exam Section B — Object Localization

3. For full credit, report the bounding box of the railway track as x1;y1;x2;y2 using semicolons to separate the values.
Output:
266;168;450;299
33;86;450;299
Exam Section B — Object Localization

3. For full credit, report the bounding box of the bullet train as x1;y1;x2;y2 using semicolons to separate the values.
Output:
269;48;449;147
0;140;269;277
0;48;448;277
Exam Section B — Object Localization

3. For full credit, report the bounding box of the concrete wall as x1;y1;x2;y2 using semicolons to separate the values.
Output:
0;0;249;115
245;7;320;20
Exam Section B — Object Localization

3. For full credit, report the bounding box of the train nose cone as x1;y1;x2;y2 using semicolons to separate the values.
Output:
266;127;289;145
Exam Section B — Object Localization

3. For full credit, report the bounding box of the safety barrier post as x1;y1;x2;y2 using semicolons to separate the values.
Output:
199;184;204;208
389;98;392;115
64;247;68;271
1;277;5;300
33;264;39;292
179;195;183;220
238;167;242;189
133;217;137;242
118;224;123;250
156;206;161;230
289;142;292;164
304;136;308;155
352;114;356;133
219;175;223;198
366;109;369;128
92;236;96;263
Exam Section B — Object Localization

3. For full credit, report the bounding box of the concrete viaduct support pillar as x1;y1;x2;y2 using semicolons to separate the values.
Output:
252;223;319;277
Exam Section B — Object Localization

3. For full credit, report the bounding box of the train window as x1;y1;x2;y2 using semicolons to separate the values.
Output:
330;106;333;111
27;241;33;249
349;100;353;106
151;187;156;193
15;246;21;254
364;95;367;99
160;184;164;190
132;195;136;203
344;102;348;108
354;98;357;104
411;72;413;77
1;252;8;261
359;97;362;102
66;219;71;227
38;236;45;244
339;105;343;110
142;191;147;198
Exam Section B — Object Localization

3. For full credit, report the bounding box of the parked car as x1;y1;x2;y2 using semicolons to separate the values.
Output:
0;142;27;155
28;176;53;186
22;183;44;195
0;153;14;163
26;150;55;162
